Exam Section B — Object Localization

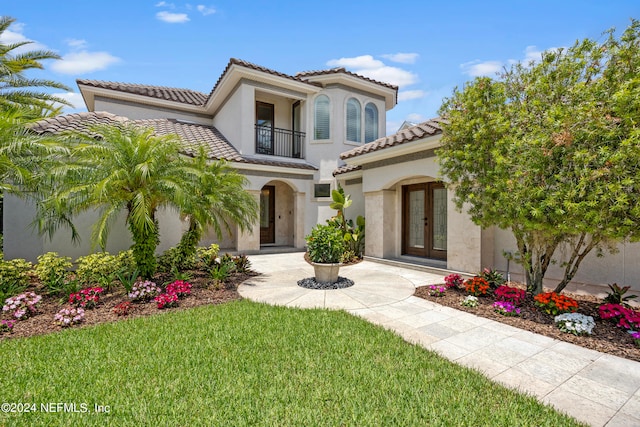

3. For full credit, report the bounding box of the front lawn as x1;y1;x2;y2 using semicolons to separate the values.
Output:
0;300;583;426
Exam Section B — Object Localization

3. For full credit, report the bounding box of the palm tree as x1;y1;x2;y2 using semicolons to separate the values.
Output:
174;150;258;268
0;16;71;114
39;123;258;278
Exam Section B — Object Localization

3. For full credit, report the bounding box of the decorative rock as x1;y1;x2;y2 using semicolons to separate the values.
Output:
297;277;354;290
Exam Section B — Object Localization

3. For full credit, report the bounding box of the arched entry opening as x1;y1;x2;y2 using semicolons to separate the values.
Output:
260;181;295;247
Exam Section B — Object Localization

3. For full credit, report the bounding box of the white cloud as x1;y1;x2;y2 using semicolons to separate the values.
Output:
51;51;121;74
326;55;418;87
0;22;48;52
381;53;419;64
66;38;88;49
398;90;426;102
156;11;190;23
155;1;175;7
53;92;85;112
197;5;216;15
460;60;503;77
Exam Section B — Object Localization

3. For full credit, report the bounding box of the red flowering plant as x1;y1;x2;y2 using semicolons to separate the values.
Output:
155;292;179;309
533;292;578;316
165;280;192;297
494;285;526;306
444;273;463;289
598;303;640;330
69;287;104;309
464;277;490;296
113;301;133;316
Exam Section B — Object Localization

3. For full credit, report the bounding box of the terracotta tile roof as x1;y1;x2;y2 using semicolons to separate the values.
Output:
296;67;399;91
340;118;446;160
77;79;208;106
30;112;317;171
333;164;362;176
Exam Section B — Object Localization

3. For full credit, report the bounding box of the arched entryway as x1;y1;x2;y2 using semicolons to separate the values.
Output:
259;181;295;247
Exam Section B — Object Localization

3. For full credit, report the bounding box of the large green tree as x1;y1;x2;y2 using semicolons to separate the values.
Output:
437;20;640;295
38;123;258;278
0;16;70;115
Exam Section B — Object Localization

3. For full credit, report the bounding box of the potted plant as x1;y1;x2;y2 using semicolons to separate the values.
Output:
305;224;345;284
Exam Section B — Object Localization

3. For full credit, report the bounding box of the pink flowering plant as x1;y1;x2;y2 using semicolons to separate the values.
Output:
493;300;521;316
444;273;463;288
128;280;160;302
0;319;15;333
54;307;85;327
166;280;192;297
630;331;640;348
494;285;526;306
427;285;447;297
2;292;42;320
599;303;640;330
69;287;104;309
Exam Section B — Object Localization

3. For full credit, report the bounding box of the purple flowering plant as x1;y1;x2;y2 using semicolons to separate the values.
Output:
54;307;85;327
493;300;521;316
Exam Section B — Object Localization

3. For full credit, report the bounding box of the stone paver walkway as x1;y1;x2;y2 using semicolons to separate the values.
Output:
239;253;640;427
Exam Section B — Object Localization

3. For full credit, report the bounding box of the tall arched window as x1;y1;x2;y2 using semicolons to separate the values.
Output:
365;103;378;143
314;95;330;140
346;98;361;143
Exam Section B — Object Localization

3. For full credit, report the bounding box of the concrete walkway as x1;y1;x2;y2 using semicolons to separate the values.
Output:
238;253;640;427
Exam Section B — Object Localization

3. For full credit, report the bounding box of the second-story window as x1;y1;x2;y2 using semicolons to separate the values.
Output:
314;95;330;140
365;103;378;143
346;98;361;143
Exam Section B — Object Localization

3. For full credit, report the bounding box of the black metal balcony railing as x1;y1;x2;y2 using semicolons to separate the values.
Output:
255;125;305;159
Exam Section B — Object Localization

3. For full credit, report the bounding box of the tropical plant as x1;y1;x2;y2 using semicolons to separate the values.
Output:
115;268;139;294
209;258;235;284
0;16;71;114
305;223;345;264
479;268;505;289
36;123;201;278
437;20;640;295
327;186;365;258
604;283;638;306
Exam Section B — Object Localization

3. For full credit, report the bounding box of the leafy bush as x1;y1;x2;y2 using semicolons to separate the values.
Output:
34;252;72;294
157;246;197;273
75;252;120;289
196;244;220;269
210;259;235;284
534;292;579;315
232;254;251;273
305;224;345;264
0;258;32;302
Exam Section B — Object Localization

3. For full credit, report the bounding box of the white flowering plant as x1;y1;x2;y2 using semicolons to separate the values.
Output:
460;295;479;308
128;280;160;302
554;312;595;336
54;307;85;327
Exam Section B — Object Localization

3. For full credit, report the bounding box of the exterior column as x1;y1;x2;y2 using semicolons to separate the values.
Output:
293;191;306;249
364;189;396;259
236;190;261;253
446;195;482;273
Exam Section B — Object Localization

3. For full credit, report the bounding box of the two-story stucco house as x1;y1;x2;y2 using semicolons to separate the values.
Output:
4;58;396;261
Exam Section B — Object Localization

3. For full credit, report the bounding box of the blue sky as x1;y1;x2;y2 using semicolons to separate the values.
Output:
2;1;638;133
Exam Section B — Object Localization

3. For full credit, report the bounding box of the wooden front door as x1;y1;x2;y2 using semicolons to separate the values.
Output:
260;185;275;244
402;183;447;259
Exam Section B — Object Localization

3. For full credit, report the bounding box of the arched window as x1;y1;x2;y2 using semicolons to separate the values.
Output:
346;98;361;143
365;103;378;143
314;95;330;140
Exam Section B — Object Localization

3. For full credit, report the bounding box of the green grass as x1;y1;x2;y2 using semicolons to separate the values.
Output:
0;301;583;426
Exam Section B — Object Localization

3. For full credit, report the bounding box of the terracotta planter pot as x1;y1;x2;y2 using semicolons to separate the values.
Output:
311;262;341;284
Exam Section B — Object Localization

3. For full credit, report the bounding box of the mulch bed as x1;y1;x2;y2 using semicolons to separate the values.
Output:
414;284;640;362
0;270;255;341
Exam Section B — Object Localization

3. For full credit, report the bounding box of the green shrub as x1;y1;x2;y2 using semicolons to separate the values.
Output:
196;244;220;269
75;252;120;287
157;246;197;273
34;252;72;295
305;224;344;264
117;250;136;274
0;258;33;302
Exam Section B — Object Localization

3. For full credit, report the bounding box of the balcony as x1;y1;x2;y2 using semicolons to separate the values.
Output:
255;125;305;159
